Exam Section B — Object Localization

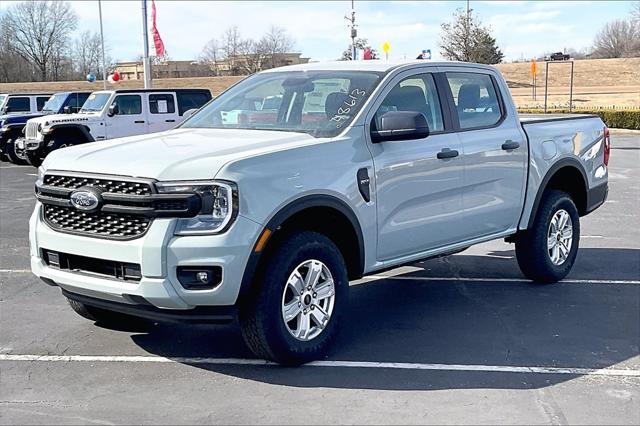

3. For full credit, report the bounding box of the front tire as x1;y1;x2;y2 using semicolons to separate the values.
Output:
516;189;580;283
240;231;348;365
5;136;28;165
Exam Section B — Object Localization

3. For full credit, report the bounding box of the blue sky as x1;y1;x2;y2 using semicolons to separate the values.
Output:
1;1;636;62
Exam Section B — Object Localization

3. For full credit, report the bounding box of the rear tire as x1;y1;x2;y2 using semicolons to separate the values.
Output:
516;190;580;283
240;231;348;365
67;298;151;330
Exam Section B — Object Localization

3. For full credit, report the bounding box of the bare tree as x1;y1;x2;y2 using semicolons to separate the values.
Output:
259;26;294;69
593;19;639;58
74;31;108;79
2;1;78;81
632;1;640;23
439;8;503;64
221;26;243;75
201;38;221;75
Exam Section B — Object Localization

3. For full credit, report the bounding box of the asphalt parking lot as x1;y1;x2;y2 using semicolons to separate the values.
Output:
1;133;639;425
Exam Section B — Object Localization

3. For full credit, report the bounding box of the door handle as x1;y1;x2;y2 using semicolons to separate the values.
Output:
437;148;459;159
165;119;176;123
134;120;145;124
501;140;520;150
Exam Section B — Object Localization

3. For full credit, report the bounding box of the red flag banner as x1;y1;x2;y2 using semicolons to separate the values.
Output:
151;0;165;57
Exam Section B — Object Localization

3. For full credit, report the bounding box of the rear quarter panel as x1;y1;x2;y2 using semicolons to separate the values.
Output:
519;115;607;229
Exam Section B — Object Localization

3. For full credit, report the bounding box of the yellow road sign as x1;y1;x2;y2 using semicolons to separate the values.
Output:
531;60;538;76
383;41;391;54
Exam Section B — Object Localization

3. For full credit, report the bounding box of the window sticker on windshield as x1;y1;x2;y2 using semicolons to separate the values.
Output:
330;88;367;128
88;94;96;100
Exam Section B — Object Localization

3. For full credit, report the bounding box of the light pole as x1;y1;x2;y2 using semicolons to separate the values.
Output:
345;0;357;60
98;0;107;89
141;0;151;88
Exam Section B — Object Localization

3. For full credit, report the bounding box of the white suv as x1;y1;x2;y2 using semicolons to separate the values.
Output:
22;89;211;166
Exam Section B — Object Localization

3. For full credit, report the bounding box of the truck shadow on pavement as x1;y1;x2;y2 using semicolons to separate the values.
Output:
130;247;640;391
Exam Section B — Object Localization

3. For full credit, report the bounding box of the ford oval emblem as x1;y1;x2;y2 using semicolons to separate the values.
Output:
70;190;100;211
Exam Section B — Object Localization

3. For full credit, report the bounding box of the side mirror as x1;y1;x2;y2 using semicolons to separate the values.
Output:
107;104;118;117
183;108;197;119
371;111;429;143
2;106;10;114
63;106;71;114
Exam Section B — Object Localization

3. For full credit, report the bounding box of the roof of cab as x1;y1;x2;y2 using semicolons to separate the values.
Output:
89;88;211;94
262;60;498;73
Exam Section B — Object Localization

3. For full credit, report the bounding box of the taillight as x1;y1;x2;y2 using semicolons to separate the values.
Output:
603;127;611;166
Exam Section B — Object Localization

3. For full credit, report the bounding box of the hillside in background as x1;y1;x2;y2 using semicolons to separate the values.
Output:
1;58;638;108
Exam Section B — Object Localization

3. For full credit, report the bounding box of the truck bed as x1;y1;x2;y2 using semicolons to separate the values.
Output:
519;113;599;125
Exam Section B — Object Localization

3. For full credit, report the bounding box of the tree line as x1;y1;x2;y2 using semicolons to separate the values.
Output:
199;26;296;76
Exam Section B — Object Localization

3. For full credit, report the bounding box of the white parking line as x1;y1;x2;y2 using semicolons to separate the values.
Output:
0;354;638;377
358;275;640;285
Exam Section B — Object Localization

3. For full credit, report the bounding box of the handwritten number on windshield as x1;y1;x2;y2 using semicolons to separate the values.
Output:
330;89;367;128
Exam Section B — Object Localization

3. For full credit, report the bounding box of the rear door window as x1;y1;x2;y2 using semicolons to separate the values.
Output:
149;94;176;114
445;72;503;129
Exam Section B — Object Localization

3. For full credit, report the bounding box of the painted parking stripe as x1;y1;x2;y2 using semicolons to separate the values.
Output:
0;354;638;377
357;275;640;285
1;268;638;285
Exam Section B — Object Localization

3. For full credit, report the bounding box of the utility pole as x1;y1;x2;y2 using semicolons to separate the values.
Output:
98;0;107;89
345;0;357;60
141;0;151;88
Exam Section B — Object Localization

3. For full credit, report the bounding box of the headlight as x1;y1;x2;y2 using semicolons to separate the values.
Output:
36;167;45;186
156;180;237;235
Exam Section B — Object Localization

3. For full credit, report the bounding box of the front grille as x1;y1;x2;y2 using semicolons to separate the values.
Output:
44;205;151;239
25;121;39;139
43;174;152;195
42;249;142;282
37;172;200;240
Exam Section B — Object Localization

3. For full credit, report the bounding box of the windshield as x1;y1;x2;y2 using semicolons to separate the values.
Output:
80;93;111;113
0;95;6;109
41;94;64;112
182;71;383;137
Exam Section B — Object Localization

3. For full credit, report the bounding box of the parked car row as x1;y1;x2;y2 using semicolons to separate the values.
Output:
0;88;212;166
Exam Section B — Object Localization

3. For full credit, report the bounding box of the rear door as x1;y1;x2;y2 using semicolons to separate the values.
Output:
146;92;179;133
366;69;467;261
106;93;148;139
442;69;527;238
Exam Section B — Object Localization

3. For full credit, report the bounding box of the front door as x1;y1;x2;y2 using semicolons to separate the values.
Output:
106;93;148;139
147;92;180;133
367;71;467;261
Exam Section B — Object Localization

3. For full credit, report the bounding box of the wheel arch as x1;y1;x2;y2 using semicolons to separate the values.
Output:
46;123;94;144
526;158;589;230
238;194;365;301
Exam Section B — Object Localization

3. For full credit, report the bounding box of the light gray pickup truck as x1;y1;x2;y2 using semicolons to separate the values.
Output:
30;61;609;364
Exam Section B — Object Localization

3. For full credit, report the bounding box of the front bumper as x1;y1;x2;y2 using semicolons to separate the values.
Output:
24;137;43;151
30;202;262;310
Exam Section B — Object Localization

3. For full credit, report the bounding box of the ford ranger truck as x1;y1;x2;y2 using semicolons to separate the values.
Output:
30;61;609;365
22;88;212;167
1;92;91;164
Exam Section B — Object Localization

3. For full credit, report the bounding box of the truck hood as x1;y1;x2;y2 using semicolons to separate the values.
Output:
42;127;321;181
